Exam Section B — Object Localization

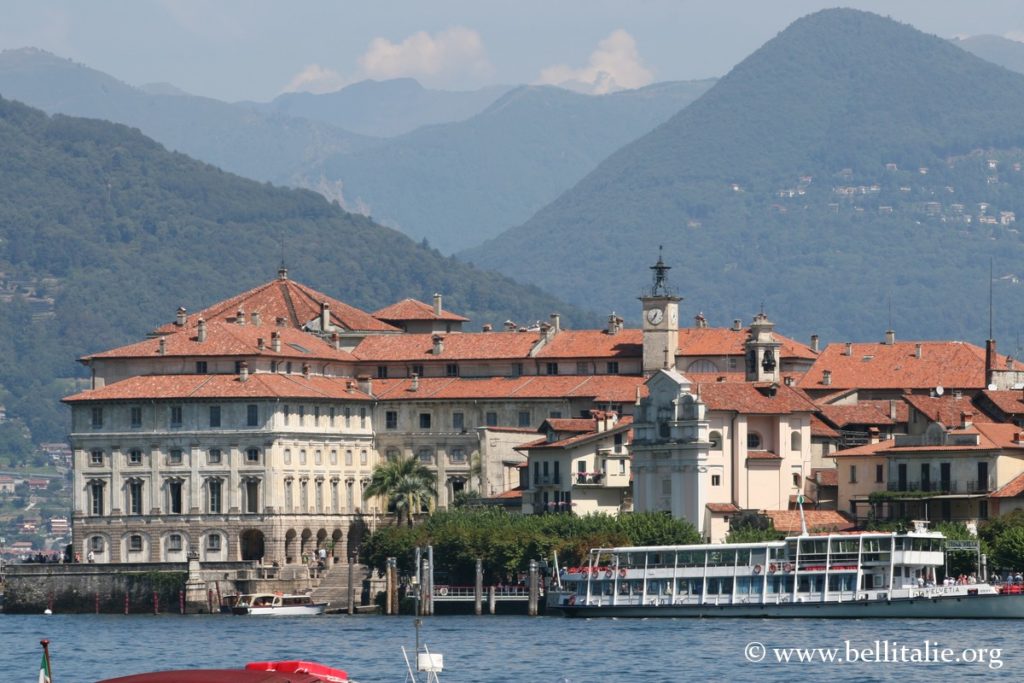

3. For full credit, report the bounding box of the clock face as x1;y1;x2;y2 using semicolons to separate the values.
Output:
647;308;664;325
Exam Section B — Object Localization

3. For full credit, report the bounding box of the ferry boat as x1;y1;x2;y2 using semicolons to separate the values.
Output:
230;592;327;616
547;522;1024;618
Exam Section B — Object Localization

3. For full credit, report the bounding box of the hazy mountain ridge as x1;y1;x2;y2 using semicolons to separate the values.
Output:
253;77;514;137
0;48;376;185
313;79;715;253
953;35;1024;75
461;9;1024;346
0;95;589;443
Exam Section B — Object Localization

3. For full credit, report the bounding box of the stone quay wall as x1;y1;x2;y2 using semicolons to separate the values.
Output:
2;562;251;614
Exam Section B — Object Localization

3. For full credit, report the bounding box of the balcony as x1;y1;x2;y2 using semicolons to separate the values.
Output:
574;472;605;486
533;475;561;487
885;478;994;495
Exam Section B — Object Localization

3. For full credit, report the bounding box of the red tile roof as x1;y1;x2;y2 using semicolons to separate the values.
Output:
675;327;816;360
370;375;647;403
764;509;854;533
746;451;782;460
490;489;524;500
84;321;356;362
811;468;838;487
903;394;993;427
706;502;740;513
543;418;598;433
372;298;469;323
525;417;633;451
154;275;398;334
353;331;538;361
696;382;818;414
830;439;894;458
798;341;1024;391
817;401;903;428
534;330;643;359
991;473;1024;498
63;373;374;403
980;389;1024;416
810;415;840;438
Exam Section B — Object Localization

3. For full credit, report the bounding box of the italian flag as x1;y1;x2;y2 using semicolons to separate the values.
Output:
39;651;51;683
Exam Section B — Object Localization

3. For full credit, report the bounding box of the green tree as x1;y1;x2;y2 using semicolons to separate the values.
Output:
992;526;1024;572
363;456;438;527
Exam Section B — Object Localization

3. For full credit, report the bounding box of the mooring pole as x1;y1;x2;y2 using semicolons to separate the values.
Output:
488;585;496;615
474;559;483;616
385;557;395;615
427;545;435;616
347;557;355;615
528;560;539;616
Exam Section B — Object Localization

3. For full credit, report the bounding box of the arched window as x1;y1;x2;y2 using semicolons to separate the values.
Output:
709;430;723;451
747;432;762;450
386;448;400;462
686;359;719;374
791;431;802;451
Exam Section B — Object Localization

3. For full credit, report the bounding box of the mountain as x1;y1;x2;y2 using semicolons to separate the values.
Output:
0;95;588;444
953;35;1024;75
0;48;375;185
461;9;1024;347
313;80;715;253
255;78;513;137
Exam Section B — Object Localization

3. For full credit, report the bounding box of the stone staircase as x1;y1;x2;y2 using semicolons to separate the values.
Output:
311;563;370;611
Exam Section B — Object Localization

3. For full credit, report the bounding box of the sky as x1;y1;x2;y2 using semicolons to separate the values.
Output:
3;1;1024;102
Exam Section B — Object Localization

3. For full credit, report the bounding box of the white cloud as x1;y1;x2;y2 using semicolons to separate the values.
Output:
282;64;350;94
358;26;493;85
537;29;653;95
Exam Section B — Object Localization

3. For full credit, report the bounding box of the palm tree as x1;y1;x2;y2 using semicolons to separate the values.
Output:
363;456;437;526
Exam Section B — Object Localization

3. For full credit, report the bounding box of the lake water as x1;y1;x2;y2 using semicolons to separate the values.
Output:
0;613;1020;682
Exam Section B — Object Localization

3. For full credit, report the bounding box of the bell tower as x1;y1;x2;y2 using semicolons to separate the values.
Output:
641;249;681;375
745;311;782;382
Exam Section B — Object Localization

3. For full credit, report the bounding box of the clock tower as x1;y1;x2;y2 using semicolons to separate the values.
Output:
641;250;681;375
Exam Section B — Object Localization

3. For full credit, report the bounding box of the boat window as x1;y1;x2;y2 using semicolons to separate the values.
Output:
736;549;751;566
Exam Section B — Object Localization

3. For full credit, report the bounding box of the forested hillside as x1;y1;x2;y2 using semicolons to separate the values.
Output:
462;9;1024;347
0;96;587;444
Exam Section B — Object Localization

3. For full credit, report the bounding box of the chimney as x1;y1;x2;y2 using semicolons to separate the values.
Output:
271;331;281;352
549;313;561;333
331;331;341;350
197;318;207;342
276;317;287;327
915;344;922;359
889;400;897;420
410;372;420;392
357;374;372;395
302;363;310;379
158;337;166;355
504;320;517;331
822;369;832;386
607;313;623;335
239;361;249;382
1016;431;1024;444
1008;356;1015;369
251;311;261;326
482;323;493;332
433;293;442;316
784;376;794;387
540;322;555;342
175;306;187;327
345;380;355;393
320;302;330;331
278;266;288;280
868;426;880;444
810;334;819;353
985;339;996;387
257;337;265;351
732;319;742;331
432;334;444;355
885;329;895;345
694;313;708;329
844;342;853;356
961;411;973;429
236;309;246;325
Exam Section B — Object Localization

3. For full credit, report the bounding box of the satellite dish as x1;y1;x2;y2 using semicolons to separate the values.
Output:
935;386;944;396
988;383;998;391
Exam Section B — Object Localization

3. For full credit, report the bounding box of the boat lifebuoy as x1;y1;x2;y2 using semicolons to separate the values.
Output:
753;564;762;575
783;562;794;573
619;568;627;578
768;563;777;574
605;570;613;579
438;587;448;596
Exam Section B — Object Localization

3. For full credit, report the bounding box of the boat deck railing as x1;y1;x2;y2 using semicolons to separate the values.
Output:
432;585;536;602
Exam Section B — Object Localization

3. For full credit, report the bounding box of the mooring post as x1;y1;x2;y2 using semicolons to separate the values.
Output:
427;545;435;616
528;560;539;616
474;559;483;616
347;557;355;615
488;585;496;615
153;590;159;615
124;593;129;615
179;590;185;615
421;558;431;616
207;589;213;614
385;557;395;615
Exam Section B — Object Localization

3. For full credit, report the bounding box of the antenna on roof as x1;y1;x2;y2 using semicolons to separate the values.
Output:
989;257;994;341
888;290;893;332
